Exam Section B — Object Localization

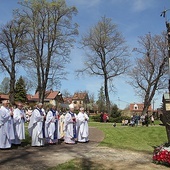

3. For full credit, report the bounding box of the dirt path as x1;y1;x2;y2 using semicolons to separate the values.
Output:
0;127;169;170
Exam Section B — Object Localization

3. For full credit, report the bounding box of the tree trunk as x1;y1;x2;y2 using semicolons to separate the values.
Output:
38;78;47;104
10;56;16;105
142;103;150;115
9;66;16;105
39;88;45;104
142;89;154;115
166;125;170;144
104;76;110;114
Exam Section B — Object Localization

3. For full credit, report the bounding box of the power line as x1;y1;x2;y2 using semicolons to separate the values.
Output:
113;98;130;104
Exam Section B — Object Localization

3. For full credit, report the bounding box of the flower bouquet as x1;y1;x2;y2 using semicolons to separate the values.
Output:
153;143;170;166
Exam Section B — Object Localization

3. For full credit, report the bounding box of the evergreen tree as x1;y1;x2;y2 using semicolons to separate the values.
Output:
110;104;121;118
0;77;10;94
96;86;106;112
15;76;27;102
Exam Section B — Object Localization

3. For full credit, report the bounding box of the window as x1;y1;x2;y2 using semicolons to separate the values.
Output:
134;104;138;110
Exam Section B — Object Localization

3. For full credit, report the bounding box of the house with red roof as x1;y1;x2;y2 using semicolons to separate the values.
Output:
129;103;152;114
71;92;89;110
0;94;9;103
27;89;64;106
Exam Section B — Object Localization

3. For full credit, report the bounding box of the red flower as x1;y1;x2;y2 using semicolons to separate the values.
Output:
153;144;170;166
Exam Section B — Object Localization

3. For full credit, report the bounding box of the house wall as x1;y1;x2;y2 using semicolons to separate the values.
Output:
129;103;152;113
72;100;86;110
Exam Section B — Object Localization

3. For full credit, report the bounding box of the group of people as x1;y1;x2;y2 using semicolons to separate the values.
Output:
129;113;155;127
0;100;89;149
0;100;26;149
140;113;155;126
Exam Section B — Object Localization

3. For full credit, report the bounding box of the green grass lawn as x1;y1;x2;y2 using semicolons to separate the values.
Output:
89;121;167;153
24;120;167;154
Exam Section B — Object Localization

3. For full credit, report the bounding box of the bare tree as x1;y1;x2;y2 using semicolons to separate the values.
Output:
0;19;27;104
129;32;168;114
15;0;78;103
22;76;34;94
61;89;72;98
77;16;130;114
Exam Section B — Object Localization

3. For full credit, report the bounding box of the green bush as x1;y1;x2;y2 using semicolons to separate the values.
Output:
90;115;101;122
90;115;131;123
108;117;124;123
110;104;121;118
111;116;130;123
121;116;131;122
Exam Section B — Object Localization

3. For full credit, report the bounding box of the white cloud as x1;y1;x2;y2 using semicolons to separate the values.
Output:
110;0;155;13
131;0;155;12
67;0;101;7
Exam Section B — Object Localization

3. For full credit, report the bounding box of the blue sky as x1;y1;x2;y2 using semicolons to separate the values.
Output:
0;0;170;109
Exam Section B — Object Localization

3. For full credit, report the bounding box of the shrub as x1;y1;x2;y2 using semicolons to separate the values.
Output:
90;115;101;122
108;116;129;123
90;114;131;123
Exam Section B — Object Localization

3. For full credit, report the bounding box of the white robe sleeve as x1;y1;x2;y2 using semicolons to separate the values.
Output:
0;107;10;126
13;108;22;124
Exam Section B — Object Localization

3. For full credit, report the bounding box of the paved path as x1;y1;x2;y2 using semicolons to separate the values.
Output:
0;127;105;170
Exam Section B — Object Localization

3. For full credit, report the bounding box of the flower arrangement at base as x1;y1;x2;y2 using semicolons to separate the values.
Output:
153;143;170;167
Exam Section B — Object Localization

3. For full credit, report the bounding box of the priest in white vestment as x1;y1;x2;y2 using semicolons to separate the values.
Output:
28;103;45;146
64;103;77;144
77;107;89;143
59;112;66;140
12;102;26;145
0;100;14;149
45;104;58;144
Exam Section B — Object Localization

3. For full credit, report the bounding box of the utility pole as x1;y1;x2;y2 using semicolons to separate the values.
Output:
166;21;170;93
161;9;170;144
161;9;170;92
